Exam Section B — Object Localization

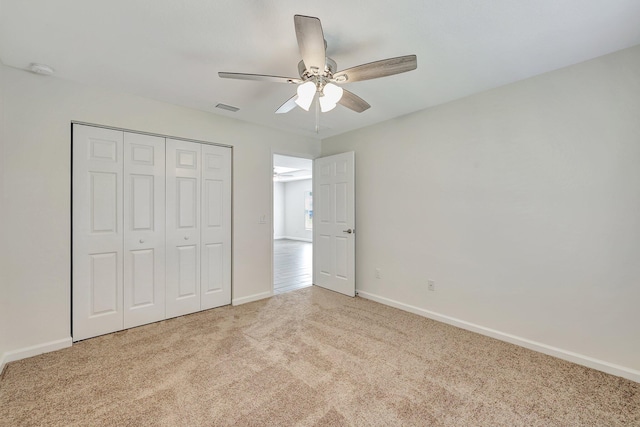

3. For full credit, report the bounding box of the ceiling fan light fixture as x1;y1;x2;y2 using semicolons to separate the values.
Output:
323;83;343;104
319;95;337;112
319;83;342;112
295;81;316;111
218;15;417;119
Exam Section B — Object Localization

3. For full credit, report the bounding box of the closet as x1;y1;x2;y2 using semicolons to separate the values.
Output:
72;124;231;341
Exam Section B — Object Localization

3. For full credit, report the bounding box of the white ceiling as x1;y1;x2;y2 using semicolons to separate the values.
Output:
1;1;639;139
274;154;312;182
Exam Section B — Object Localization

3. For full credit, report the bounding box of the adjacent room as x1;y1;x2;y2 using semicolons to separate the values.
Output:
273;154;313;295
1;0;639;425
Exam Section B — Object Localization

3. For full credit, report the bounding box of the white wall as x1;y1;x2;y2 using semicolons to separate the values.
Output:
3;43;640;382
283;179;313;241
0;65;320;368
273;181;285;239
0;62;7;364
322;45;640;380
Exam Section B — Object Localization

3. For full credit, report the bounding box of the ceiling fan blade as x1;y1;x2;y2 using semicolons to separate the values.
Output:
275;94;299;114
218;72;302;84
294;15;326;74
332;55;417;83
338;89;371;113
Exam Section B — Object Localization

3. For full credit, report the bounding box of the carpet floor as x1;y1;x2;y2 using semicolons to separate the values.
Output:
1;286;638;426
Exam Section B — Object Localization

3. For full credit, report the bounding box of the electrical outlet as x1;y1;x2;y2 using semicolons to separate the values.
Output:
428;280;435;291
375;268;381;279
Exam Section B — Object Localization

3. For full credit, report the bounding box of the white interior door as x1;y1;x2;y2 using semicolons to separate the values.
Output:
200;144;232;309
313;152;355;296
123;132;166;328
165;139;201;318
72;125;124;341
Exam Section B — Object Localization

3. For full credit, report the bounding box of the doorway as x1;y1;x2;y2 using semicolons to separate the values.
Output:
273;154;313;295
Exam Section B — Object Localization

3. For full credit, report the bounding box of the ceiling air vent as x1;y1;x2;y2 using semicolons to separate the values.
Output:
215;103;239;112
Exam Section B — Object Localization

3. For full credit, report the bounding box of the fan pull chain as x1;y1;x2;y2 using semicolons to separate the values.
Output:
315;95;320;134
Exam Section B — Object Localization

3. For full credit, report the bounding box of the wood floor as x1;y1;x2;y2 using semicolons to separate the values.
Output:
274;239;312;295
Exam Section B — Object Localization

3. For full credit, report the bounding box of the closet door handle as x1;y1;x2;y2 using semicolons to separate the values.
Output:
184;236;189;240
139;239;144;244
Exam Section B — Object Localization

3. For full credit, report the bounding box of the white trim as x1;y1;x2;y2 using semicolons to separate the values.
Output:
71;121;233;148
357;290;640;384
274;235;286;240
232;290;273;306
280;236;312;243
0;337;72;374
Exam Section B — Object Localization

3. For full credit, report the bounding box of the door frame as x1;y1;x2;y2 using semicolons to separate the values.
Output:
271;150;316;294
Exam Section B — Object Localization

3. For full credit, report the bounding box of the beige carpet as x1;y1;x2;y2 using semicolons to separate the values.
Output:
1;286;638;426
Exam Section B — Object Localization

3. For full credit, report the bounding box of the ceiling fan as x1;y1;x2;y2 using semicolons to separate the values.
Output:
219;15;417;115
273;168;294;178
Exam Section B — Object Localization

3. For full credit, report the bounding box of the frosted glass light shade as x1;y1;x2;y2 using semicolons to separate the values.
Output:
319;95;337;112
319;83;343;112
322;83;343;104
295;81;316;111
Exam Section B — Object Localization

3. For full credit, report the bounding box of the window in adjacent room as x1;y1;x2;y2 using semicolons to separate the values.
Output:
304;190;313;230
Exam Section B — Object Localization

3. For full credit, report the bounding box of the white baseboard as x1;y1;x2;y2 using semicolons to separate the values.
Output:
274;236;285;240
357;290;640;384
281;236;312;243
0;337;72;374
232;290;273;306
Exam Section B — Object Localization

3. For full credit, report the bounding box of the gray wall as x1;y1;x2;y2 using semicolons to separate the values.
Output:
284;179;313;241
0;64;320;366
322;45;640;377
274;179;313;242
273;181;285;239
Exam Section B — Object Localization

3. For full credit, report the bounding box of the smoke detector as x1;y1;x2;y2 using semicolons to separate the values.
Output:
29;63;54;76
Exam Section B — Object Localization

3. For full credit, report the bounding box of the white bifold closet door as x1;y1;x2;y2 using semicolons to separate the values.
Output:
123;132;166;329
73;125;231;342
72;126;124;340
200;143;232;310
165;139;202;318
165;139;231;317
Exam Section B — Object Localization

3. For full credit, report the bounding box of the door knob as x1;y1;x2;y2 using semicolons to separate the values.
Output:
342;229;354;234
139;239;144;243
184;236;189;240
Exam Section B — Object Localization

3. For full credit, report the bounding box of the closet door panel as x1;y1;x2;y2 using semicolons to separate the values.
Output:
201;144;232;309
177;244;198;297
74;126;232;339
123;133;166;328
73;125;124;341
166;139;201;318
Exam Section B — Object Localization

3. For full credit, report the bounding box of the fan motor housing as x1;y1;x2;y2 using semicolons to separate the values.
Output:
298;57;337;81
